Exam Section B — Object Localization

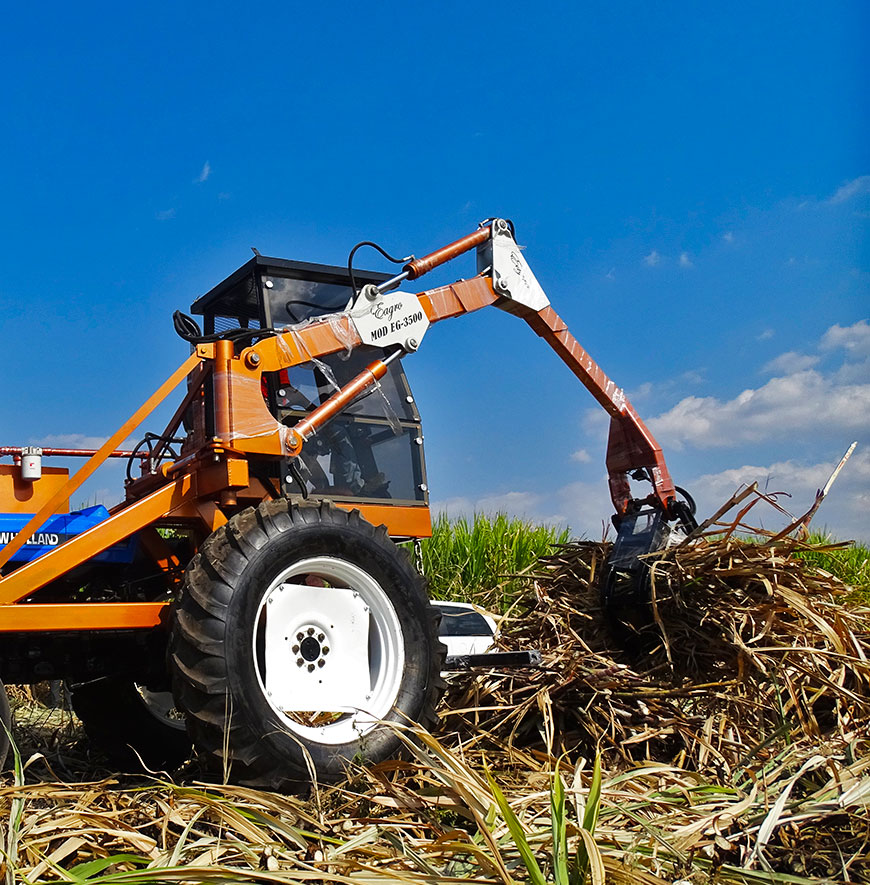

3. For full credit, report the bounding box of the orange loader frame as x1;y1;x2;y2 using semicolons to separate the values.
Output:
0;221;677;634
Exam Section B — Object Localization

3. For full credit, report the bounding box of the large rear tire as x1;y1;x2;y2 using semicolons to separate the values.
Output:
170;500;445;790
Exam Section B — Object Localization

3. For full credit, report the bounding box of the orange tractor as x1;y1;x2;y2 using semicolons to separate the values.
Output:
0;219;696;787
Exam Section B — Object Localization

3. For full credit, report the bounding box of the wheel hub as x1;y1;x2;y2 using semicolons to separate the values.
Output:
257;578;378;716
293;626;331;670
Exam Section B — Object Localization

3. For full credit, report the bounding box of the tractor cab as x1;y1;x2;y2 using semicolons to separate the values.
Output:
190;256;429;509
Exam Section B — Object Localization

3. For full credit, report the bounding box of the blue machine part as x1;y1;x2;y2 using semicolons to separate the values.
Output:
0;506;136;564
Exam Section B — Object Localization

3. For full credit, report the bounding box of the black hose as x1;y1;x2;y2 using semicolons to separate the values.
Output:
346;240;411;298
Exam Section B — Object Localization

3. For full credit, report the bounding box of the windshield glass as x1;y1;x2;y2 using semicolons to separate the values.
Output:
264;275;352;326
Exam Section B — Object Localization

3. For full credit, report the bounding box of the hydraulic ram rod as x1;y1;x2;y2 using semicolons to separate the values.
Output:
283;350;402;458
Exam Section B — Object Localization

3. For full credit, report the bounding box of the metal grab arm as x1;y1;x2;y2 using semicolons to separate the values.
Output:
192;219;679;518
523;307;677;515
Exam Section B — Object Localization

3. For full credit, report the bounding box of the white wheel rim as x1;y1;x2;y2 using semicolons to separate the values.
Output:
252;556;406;746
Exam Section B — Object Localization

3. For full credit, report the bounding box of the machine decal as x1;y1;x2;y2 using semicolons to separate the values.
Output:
352;290;430;350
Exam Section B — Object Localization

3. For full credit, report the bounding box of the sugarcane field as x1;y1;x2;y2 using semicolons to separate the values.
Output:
3;479;868;885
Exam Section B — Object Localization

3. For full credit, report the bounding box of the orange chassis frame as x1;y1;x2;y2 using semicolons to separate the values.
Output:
0;225;676;633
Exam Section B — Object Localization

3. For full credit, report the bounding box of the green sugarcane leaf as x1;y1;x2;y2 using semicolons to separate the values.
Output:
486;770;545;885
582;753;602;835
551;759;569;885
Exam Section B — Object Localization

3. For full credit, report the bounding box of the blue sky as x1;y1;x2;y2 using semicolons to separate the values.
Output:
1;2;868;540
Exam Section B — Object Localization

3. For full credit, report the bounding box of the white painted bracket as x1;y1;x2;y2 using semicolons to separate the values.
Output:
476;218;550;311
262;582;371;713
351;289;430;351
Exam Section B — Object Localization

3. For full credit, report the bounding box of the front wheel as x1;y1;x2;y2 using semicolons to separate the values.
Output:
170;500;445;790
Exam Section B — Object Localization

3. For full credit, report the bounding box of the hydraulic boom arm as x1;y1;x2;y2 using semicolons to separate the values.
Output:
212;218;683;521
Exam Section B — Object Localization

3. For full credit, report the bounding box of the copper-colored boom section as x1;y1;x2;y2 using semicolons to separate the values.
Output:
524;309;675;514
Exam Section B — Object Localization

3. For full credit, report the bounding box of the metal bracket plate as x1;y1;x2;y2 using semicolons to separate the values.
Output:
263;582;371;713
352;290;430;351
476;219;549;311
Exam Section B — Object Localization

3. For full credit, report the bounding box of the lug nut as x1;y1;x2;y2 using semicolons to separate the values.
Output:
317;659;325;668
307;627;314;635
292;644;299;654
307;663;315;672
317;632;325;642
322;646;329;655
296;658;304;667
296;632;304;641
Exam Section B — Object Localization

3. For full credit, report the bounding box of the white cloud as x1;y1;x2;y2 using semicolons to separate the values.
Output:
757;329;775;341
643;250;662;267
650;370;870;448
571;448;592;463
650;321;870;449
679;252;692;268
629;381;654;401
828;175;870;204
821;319;870;357
196;161;212;183
433;490;561;525
156;208;176;221
34;433;129;450
433;448;870;543
722;231;734;243
432;478;613;539
762;351;819;374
